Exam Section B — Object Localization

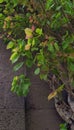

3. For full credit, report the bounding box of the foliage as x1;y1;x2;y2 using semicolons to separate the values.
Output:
48;84;64;100
0;0;74;97
11;74;31;96
60;123;68;130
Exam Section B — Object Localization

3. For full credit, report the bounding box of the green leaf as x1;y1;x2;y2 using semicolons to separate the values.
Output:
7;41;15;49
10;52;20;64
48;43;54;53
0;0;4;3
36;28;42;35
56;6;62;11
12;0;18;6
13;62;24;71
60;123;67;130
11;75;31;96
32;38;35;46
54;42;59;51
45;0;54;10
0;13;3;17
34;68;40;75
22;79;31;96
26;59;33;68
69;63;74;72
40;73;47;80
62;40;70;50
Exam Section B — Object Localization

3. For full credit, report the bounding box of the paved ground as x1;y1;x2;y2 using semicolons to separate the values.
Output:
25;67;62;130
0;40;26;130
0;39;63;130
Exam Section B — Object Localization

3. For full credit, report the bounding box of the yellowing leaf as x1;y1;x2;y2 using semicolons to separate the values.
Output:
56;84;64;93
25;44;31;50
48;84;64;100
3;21;7;29
48;91;57;100
24;28;33;39
5;16;12;21
41;41;48;47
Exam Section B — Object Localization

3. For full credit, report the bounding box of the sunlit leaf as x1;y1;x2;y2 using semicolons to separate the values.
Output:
7;41;15;49
11;75;31;96
48;84;64;100
0;0;4;3
10;52;20;64
34;68;40;75
24;28;33;39
36;28;42;35
13;62;24;71
48;91;57;100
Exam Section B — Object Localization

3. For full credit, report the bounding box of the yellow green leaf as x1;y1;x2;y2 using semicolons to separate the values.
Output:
24;28;33;39
48;84;64;100
48;91;57;100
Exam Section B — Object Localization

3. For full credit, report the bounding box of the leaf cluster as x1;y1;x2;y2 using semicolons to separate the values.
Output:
0;0;74;97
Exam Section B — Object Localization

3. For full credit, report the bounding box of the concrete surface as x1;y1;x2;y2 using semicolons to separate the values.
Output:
0;40;25;130
0;39;63;130
25;67;63;130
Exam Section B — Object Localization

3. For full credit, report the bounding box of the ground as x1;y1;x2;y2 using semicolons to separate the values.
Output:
0;39;62;130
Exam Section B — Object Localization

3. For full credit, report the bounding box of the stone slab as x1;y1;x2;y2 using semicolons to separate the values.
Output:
25;83;55;110
6;109;25;130
25;109;62;130
4;82;25;109
0;80;25;109
0;83;5;108
0;109;7;130
0;109;25;130
26;66;63;130
0;42;25;109
0;40;26;130
26;67;55;109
